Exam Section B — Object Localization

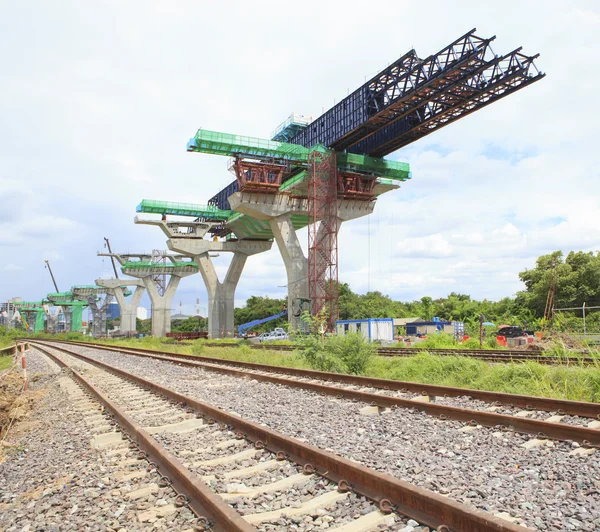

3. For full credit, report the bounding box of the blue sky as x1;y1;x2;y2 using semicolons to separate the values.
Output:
1;1;599;316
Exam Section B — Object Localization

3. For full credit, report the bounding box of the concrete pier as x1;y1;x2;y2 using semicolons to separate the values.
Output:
95;278;145;335
135;217;271;338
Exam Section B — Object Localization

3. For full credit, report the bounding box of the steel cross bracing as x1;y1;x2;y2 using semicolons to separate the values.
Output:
289;29;544;157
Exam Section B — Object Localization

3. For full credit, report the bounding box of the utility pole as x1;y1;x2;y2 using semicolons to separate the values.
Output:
44;260;60;292
479;314;484;349
104;238;119;279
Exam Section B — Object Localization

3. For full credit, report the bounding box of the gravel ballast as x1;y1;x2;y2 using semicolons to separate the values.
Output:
0;347;196;532
39;343;600;531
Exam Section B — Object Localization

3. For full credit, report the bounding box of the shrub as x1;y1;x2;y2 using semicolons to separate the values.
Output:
298;331;374;375
298;334;344;373
326;332;375;375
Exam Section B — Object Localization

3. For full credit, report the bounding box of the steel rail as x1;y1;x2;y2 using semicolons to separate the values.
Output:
200;342;597;365
56;338;599;364
31;340;530;532
32;343;255;532
55;339;600;419
40;340;600;446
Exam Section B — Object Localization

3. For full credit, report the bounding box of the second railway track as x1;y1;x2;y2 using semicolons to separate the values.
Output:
46;340;600;447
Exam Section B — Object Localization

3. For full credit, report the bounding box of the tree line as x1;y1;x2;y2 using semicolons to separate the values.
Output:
232;251;600;334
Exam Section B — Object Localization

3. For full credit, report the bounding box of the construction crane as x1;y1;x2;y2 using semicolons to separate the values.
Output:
103;237;119;279
44;260;60;292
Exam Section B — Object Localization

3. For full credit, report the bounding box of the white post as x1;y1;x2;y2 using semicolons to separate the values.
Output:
583;302;586;336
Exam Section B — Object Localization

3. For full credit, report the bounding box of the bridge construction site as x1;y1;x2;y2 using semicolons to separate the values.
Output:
2;29;544;340
6;12;600;532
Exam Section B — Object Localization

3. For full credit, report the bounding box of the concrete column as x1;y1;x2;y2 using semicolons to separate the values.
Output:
96;279;146;335
112;286;144;334
269;214;308;330
167;237;272;339
143;276;181;338
195;252;247;339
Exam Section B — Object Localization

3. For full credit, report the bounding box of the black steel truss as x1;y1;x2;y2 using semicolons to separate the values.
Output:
289;29;544;157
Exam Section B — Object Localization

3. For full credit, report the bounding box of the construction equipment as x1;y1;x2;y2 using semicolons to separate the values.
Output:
44;260;60;292
103;238;119;279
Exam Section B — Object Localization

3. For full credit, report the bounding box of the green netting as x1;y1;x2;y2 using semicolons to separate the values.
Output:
47;291;74;303
71;305;83;332
34;310;45;332
48;291;73;298
137;199;232;220
337;152;410;181
279;170;307;192
188;129;411;181
188;129;310;161
227;212;308;240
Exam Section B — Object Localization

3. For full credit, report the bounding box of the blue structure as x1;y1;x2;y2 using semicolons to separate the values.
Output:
288;29;544;157
336;318;394;343
106;302;120;320
404;319;464;337
237;310;287;335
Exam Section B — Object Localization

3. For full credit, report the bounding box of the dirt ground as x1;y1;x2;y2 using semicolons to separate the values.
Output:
0;369;48;463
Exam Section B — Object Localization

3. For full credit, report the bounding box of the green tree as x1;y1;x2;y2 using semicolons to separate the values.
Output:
234;295;287;333
517;250;600;317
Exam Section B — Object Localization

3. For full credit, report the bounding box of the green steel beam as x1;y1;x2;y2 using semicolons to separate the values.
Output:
187;129;411;181
137;199;232;220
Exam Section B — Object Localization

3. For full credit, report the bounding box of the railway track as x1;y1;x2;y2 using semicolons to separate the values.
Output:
41;340;600;448
26;341;532;532
200;342;598;366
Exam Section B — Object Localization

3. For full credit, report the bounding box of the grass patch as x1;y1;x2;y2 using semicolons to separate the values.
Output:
0;355;13;371
368;352;600;402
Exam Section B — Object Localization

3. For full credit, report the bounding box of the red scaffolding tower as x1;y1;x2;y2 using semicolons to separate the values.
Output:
307;147;339;331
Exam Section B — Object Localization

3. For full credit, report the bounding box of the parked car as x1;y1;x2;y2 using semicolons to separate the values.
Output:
256;332;272;343
259;330;288;342
268;332;288;341
496;326;526;338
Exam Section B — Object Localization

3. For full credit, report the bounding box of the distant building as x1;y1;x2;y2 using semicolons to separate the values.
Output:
336;318;395;343
106;302;120;320
171;313;191;320
404;318;463;337
136;307;148;320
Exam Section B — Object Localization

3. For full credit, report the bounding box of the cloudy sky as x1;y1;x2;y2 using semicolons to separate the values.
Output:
1;1;598;315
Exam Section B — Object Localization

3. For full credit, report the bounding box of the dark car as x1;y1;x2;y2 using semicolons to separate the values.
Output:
496;326;525;338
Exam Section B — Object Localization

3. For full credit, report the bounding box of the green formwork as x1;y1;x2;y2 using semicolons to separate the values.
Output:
187;129;411;181
71;304;84;332
34;310;45;333
137;199;232;220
